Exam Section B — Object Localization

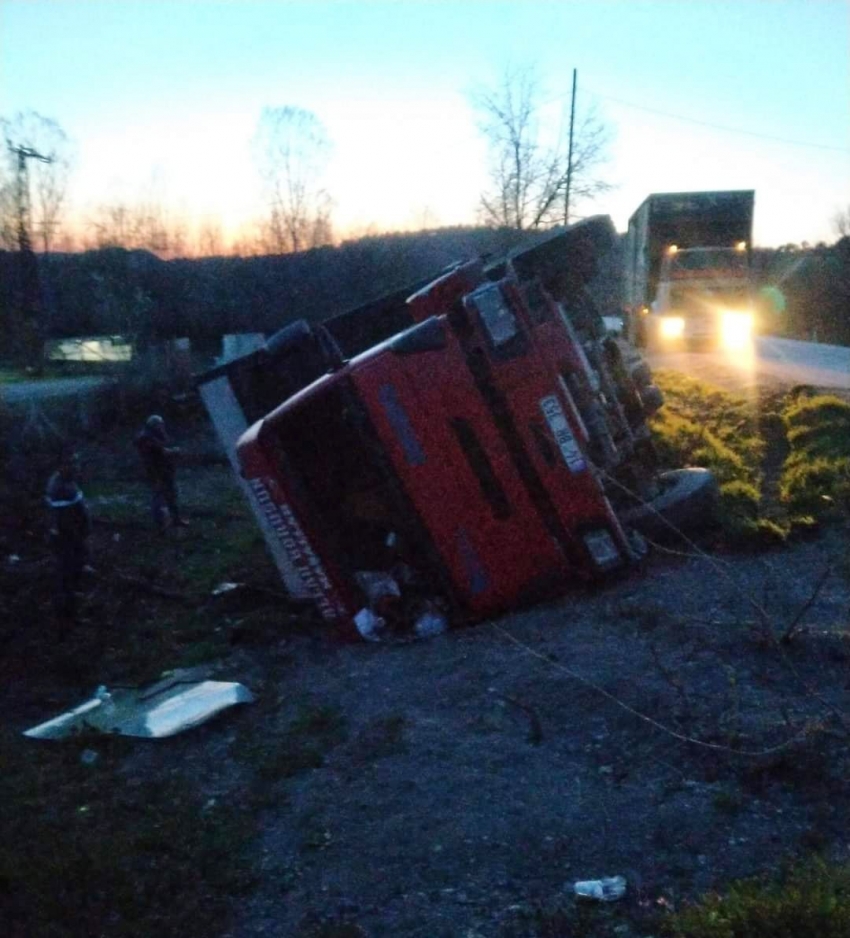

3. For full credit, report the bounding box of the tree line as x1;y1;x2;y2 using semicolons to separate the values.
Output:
0;66;611;260
0;227;528;352
2;226;846;357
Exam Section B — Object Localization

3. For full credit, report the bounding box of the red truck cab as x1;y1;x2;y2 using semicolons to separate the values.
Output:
237;224;645;628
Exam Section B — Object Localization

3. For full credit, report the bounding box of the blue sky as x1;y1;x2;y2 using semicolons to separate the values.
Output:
1;0;848;249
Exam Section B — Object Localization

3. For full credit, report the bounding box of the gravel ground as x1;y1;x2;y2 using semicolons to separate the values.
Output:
189;525;850;937
4;393;848;937
0;375;111;402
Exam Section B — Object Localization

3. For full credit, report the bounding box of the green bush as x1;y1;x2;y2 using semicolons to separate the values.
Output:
651;410;751;487
784;396;850;432
651;373;763;487
651;373;778;546
715;481;786;547
780;395;850;517
781;457;850;514
719;480;760;519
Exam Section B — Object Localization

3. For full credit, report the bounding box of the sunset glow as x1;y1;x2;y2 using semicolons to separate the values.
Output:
1;0;848;254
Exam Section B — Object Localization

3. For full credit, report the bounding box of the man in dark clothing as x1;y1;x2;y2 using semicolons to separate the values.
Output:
45;448;92;621
136;414;189;531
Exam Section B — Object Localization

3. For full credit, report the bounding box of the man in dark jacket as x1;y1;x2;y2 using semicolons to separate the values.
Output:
136;414;189;531
45;448;91;621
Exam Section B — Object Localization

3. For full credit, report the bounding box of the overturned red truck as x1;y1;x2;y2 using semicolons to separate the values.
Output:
199;217;716;636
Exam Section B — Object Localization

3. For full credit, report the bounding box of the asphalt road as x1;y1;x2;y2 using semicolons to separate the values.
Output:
0;375;110;403
647;335;850;392
2;336;846;405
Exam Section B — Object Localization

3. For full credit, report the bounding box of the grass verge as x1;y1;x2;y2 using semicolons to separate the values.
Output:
665;858;850;937
0;431;289;937
0;730;259;938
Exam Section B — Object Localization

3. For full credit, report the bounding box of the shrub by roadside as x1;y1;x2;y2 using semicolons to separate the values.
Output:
780;393;850;519
650;371;782;547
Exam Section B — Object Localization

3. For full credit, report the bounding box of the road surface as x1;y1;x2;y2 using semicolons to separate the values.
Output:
0;375;111;403
647;336;850;392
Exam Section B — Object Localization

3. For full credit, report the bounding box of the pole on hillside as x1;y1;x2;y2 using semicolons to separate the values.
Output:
564;68;577;227
9;144;53;371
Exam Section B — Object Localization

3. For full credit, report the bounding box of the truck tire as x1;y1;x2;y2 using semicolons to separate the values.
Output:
623;468;718;540
639;384;664;416
629;361;652;388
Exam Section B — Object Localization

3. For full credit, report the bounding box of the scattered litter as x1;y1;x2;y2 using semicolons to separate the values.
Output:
7;554;20;565
24;676;254;740
352;568;454;643
355;571;401;609
80;748;99;766
574;876;627;902
354;607;386;643
212;581;241;597
414;609;448;638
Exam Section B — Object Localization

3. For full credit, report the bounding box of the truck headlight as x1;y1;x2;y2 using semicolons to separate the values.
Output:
721;311;753;348
659;316;685;339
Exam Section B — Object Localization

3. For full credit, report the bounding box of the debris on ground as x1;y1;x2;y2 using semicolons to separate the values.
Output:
24;673;254;739
414;607;449;638
211;581;241;596
353;606;387;643
573;875;627;902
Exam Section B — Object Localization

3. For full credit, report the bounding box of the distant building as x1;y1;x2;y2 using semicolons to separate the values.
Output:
219;333;265;364
46;335;133;363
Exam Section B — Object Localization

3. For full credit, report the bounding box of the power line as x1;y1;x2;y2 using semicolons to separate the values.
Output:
585;88;850;153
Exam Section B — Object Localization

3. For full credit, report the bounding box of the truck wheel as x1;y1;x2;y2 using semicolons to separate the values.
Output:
629;361;652;388
639;384;664;416
623;468;718;540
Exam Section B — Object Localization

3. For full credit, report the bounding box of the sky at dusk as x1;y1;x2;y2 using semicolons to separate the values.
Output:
1;0;848;250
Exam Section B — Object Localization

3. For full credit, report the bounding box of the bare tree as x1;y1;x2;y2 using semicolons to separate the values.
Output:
253;106;333;253
197;216;224;256
833;206;850;240
88;177;187;256
1;110;73;252
473;65;611;230
89;199;137;249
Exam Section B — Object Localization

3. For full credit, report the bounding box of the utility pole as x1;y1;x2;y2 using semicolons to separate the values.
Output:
10;143;52;253
564;68;577;227
8;143;53;369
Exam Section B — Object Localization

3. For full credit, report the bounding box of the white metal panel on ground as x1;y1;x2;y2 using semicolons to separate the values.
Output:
24;679;254;739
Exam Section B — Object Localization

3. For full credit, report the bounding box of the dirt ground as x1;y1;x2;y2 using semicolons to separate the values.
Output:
2;413;849;937
209;526;850;937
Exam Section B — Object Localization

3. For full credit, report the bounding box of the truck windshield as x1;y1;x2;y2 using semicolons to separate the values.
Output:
669;285;749;306
265;380;405;572
669;248;747;274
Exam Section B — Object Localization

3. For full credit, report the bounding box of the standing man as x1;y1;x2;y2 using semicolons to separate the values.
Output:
136;414;189;532
45;447;92;623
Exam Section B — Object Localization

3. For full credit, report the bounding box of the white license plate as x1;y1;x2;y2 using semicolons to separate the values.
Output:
539;394;587;473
